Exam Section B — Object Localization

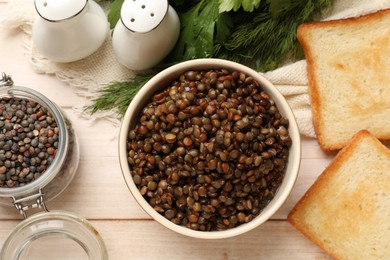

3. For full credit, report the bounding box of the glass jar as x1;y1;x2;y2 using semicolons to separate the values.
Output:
1;211;107;260
0;73;79;214
0;73;107;259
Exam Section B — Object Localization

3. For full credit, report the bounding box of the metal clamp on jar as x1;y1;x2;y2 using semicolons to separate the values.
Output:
0;73;107;260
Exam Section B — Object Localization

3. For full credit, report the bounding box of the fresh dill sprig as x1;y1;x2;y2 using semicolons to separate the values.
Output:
85;74;154;117
214;0;334;71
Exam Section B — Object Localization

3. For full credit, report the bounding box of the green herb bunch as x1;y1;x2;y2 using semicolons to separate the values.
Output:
87;0;334;117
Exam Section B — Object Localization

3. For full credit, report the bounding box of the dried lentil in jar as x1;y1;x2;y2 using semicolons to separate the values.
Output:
127;69;292;231
0;97;59;188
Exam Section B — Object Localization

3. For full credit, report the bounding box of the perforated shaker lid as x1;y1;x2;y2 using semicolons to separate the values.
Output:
34;0;88;22
120;0;169;33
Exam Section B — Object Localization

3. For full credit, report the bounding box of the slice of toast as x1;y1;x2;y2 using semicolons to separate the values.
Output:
288;130;390;259
298;8;390;151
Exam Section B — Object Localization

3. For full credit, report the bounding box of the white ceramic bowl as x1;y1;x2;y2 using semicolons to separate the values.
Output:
119;59;301;239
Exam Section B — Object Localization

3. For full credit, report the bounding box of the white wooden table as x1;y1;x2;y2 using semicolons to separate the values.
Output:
0;2;334;259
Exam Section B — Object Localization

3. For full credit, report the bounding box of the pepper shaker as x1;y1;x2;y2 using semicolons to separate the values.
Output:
32;0;108;62
112;0;180;71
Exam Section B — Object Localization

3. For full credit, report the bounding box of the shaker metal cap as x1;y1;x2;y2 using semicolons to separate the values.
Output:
121;0;169;33
34;0;88;22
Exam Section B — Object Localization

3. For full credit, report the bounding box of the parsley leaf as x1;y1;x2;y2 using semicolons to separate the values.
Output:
219;0;261;13
167;0;232;61
107;0;124;29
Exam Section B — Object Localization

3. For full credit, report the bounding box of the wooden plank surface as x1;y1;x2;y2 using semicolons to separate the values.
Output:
0;2;332;259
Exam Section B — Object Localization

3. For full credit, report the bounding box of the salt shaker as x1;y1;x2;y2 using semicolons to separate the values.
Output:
32;0;108;63
112;0;180;71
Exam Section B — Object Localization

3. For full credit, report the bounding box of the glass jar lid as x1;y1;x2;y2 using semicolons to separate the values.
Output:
1;211;108;260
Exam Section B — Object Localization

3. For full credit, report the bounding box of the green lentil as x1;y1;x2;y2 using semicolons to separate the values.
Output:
0;97;58;188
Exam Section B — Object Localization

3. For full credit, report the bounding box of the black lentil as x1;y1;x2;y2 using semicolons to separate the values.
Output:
127;69;292;231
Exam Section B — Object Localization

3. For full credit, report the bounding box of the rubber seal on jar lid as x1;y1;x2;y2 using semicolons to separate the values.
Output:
34;0;88;22
0;211;108;260
120;0;169;33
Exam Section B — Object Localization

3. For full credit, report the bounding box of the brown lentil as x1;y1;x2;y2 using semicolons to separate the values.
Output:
127;69;292;231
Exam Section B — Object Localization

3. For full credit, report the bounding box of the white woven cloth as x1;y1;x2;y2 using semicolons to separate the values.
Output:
1;0;390;136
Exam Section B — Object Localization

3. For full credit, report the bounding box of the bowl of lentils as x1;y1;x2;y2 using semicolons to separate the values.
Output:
119;59;301;239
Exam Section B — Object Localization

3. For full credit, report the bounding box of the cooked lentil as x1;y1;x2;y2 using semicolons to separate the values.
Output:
127;69;292;231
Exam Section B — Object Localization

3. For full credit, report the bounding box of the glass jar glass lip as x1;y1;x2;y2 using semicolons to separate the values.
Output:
0;85;69;198
0;210;108;260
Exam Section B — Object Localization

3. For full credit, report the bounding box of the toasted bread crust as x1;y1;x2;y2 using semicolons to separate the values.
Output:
296;24;323;148
297;8;390;151
287;130;366;258
288;130;390;259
